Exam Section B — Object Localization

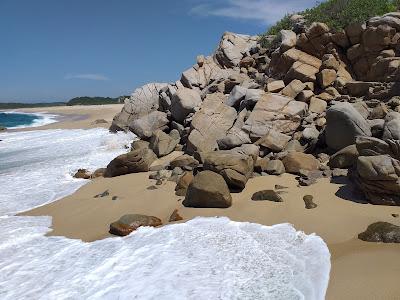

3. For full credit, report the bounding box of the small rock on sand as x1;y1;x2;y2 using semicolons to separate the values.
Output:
303;195;317;209
251;190;283;202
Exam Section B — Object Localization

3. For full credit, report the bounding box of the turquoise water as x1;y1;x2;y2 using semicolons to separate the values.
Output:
0;112;41;128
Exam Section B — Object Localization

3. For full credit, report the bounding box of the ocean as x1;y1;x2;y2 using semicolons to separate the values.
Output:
0;125;331;299
0;111;57;129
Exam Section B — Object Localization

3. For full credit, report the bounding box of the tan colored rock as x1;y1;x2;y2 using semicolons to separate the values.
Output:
317;69;337;88
171;87;202;123
309;97;327;114
286;61;319;82
203;152;254;190
282;152;320;174
281;79;306;98
282;48;322;69
183;171;232;208
266;80;285;93
297;90;314;102
255;129;291;152
187;94;237;154
243;93;308;138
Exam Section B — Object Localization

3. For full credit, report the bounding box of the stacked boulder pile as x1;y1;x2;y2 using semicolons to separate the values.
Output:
107;12;400;208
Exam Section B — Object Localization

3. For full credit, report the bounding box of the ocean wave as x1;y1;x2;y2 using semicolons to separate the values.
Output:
1;111;59;129
0;128;134;215
0;216;331;300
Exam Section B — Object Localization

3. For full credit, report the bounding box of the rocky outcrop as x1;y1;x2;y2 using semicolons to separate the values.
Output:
183;171;232;208
108;11;400;205
111;83;168;131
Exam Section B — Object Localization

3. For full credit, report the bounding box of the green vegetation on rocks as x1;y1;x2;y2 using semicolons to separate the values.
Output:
265;0;400;35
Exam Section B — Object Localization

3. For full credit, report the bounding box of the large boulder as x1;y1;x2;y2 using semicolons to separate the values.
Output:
149;130;180;157
129;111;169;139
243;93;308;139
109;214;162;236
203;151;254;190
214;32;258;68
282;152;320;174
104;148;157;177
187;94;237;153
170;87;202;123
111;83;168;131
354;155;400;205
183;171;232;208
326;102;371;151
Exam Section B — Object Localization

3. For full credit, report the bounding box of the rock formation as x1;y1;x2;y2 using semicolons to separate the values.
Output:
108;12;400;206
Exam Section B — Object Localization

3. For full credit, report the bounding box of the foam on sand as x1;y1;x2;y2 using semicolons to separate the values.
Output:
0;216;330;300
0;128;134;215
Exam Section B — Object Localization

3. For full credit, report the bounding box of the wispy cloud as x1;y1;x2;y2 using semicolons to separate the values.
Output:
64;74;110;81
190;0;315;25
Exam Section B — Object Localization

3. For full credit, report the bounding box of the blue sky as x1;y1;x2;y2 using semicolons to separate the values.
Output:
0;0;316;102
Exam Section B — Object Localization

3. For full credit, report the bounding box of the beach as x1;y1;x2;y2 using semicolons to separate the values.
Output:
4;104;400;299
9;104;123;130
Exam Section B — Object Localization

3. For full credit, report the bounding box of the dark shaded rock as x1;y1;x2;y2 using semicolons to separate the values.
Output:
109;214;162;236
170;154;199;169
251;190;283;202
94;190;109;198
328;145;359;169
358;222;400;243
73;169;91;179
175;171;194;196
91;168;106;178
105;148;157;177
303;195;317;209
183;171;232;208
112;196;118;201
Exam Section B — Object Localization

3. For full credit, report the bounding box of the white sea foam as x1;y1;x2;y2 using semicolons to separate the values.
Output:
0;216;330;300
0;128;134;215
0;128;331;299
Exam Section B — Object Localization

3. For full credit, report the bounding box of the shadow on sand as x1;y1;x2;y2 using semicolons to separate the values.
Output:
331;176;369;204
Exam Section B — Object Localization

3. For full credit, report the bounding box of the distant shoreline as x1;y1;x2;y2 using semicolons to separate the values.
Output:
4;104;123;131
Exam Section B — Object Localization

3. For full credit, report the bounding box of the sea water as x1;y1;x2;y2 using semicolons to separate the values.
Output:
0;128;331;300
0;112;57;129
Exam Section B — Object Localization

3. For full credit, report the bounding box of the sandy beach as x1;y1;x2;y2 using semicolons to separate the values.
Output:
14;105;400;299
9;104;123;131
